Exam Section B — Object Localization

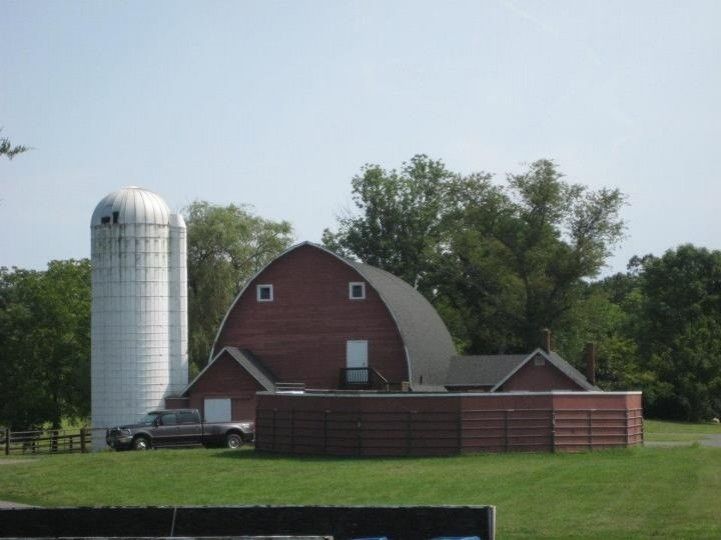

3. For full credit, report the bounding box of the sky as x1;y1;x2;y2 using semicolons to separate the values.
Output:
1;0;720;276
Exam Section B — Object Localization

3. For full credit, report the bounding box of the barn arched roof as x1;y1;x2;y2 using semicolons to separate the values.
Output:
210;241;456;391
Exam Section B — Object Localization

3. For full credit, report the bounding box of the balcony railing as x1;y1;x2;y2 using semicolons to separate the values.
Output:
339;367;390;390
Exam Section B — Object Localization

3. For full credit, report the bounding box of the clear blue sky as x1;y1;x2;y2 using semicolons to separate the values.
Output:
2;0;720;275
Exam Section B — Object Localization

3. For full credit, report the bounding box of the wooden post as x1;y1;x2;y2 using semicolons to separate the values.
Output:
356;413;363;457
290;409;295;453
80;428;87;453
272;409;277;451
456;409;463;455
406;411;412;456
504;410;510;452
625;409;630;446
4;429;9;456
323;410;329;455
588;410;593;450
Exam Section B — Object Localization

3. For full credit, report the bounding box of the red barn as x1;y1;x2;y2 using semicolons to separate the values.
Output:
169;242;457;422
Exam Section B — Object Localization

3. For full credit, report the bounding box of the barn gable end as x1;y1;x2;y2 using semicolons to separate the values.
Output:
210;242;452;390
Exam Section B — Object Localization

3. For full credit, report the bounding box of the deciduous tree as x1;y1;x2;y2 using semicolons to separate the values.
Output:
185;201;293;375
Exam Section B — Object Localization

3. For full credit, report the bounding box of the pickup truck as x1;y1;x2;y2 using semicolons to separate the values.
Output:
105;409;254;451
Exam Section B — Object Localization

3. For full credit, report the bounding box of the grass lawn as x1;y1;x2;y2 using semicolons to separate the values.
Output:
644;419;721;443
1;422;720;539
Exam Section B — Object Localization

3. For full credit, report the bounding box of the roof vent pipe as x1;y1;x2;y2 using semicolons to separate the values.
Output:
585;342;597;385
541;328;552;353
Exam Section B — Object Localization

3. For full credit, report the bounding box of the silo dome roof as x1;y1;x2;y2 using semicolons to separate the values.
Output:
91;186;175;226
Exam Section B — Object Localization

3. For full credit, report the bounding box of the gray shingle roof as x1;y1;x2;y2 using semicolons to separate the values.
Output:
348;260;457;391
446;354;528;386
183;346;277;395
547;351;600;391
447;349;600;391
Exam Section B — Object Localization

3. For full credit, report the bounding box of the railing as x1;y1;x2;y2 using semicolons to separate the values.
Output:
275;382;306;392
2;427;92;455
338;367;391;390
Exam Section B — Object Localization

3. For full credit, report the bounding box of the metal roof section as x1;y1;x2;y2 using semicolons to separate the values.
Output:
183;346;277;395
489;348;598;392
348;260;456;391
446;354;528;387
90;186;174;226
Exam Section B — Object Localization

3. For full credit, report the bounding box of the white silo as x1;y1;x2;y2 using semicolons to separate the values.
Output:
90;187;188;450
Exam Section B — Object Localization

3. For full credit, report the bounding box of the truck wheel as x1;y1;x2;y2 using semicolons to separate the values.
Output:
133;436;151;451
226;432;244;449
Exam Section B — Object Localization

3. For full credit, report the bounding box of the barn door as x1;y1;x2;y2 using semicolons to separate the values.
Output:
204;398;231;423
346;340;368;384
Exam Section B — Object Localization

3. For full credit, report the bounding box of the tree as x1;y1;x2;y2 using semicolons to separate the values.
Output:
324;157;626;356
0;260;91;429
322;155;455;291
0;128;28;159
185;201;293;375
632;245;721;420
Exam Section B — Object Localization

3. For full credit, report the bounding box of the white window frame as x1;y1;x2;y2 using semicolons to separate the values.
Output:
349;281;366;300
257;284;274;302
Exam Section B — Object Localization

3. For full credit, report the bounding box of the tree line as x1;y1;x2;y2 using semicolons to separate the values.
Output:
1;156;719;428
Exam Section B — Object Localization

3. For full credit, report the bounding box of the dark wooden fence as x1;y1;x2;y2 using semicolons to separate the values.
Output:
256;407;644;456
1;427;91;455
461;407;644;453
0;505;496;540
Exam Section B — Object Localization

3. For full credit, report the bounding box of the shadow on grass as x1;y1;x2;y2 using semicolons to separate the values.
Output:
211;447;467;463
211;445;641;463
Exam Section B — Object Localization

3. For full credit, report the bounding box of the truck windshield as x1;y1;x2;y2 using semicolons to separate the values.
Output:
139;413;160;425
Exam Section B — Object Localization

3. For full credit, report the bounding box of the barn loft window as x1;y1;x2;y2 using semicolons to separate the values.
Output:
534;355;545;366
112;211;119;223
101;216;111;224
349;282;366;300
257;284;273;302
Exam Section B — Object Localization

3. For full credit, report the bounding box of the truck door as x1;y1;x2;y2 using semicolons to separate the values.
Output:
176;410;202;446
153;412;179;447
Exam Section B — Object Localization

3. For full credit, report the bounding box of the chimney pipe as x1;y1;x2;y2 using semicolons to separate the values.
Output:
585;342;596;385
541;328;552;353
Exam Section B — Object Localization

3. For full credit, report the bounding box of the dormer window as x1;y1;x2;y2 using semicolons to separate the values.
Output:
257;284;273;302
349;282;366;300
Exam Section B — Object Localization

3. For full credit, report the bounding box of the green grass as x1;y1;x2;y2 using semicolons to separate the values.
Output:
644;419;721;443
1;442;721;539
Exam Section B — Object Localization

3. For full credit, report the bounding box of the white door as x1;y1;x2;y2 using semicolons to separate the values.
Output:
346;340;368;383
204;398;231;423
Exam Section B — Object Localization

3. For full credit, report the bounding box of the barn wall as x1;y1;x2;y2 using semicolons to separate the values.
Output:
256;392;643;456
499;356;584;391
185;352;264;422
214;245;408;389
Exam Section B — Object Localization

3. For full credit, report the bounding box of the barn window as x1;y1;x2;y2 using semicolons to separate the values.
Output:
100;216;111;224
257;284;273;302
534;355;545;366
112;211;119;223
349;282;366;299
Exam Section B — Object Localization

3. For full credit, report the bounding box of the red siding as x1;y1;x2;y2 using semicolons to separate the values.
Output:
187;352;264;422
214;245;408;389
500;356;584;391
255;391;643;456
